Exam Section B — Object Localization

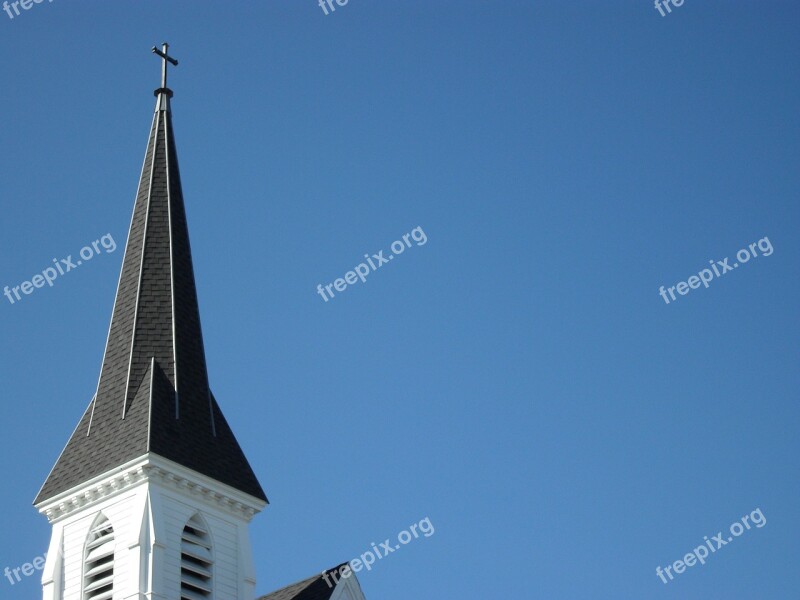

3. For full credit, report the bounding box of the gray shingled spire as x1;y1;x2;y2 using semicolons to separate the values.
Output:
35;53;267;505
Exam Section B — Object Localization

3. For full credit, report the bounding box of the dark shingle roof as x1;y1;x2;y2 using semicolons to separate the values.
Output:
258;565;347;600
35;89;267;505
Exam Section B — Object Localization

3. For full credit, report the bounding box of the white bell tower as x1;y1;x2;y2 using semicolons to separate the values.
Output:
36;455;265;600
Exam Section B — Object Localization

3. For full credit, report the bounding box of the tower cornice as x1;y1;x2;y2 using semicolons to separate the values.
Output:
36;453;266;524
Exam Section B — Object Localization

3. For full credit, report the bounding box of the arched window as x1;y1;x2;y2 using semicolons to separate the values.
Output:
83;515;115;600
181;514;213;599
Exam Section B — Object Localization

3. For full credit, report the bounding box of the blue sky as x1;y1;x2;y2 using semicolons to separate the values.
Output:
1;1;798;598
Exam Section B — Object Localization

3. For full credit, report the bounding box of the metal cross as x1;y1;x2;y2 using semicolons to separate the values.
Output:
152;43;179;89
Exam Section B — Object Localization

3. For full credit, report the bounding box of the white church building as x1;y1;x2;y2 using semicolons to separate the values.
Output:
33;44;367;600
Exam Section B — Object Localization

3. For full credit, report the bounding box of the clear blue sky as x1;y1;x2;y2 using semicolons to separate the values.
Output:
1;1;798;598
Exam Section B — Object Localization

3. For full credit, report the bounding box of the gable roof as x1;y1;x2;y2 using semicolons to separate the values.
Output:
35;86;266;505
258;564;349;600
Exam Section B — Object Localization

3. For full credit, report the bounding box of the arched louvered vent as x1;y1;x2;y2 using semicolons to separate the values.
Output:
83;515;114;600
181;515;213;600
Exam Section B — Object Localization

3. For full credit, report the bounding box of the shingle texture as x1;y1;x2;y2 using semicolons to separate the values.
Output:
35;92;267;505
258;565;346;600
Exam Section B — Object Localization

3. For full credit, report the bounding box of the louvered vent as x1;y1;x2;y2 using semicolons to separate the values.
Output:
181;515;213;600
83;516;114;600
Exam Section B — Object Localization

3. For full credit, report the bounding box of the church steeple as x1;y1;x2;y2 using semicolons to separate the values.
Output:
33;44;369;600
35;44;266;506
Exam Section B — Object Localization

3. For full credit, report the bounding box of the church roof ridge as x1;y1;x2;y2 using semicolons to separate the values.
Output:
257;564;349;600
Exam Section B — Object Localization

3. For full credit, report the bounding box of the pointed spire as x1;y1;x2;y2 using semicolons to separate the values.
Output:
35;47;266;505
